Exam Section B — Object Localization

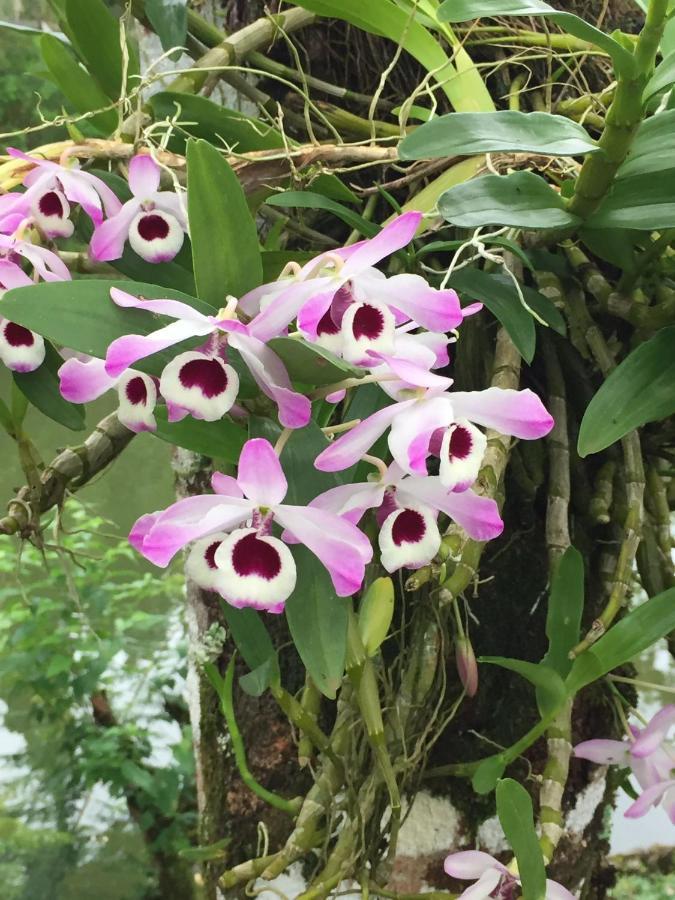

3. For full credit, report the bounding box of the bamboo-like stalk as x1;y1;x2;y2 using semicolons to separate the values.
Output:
567;0;670;219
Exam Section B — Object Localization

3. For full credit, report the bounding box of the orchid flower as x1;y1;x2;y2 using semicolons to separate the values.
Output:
58;354;158;433
90;155;187;263
239;212;478;347
129;438;373;612
94;287;309;427
0;233;70;283
0;148;122;238
309;462;502;573
574;704;675;823
0;262;45;372
444;851;574;899
314;362;554;480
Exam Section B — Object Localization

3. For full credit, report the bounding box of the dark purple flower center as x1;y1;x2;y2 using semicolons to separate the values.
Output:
137;213;170;241
125;376;148;405
179;358;228;398
391;509;426;546
352;303;384;340
448;425;473;460
4;322;34;347
317;308;340;336
38;191;64;218
204;541;221;570
232;533;281;580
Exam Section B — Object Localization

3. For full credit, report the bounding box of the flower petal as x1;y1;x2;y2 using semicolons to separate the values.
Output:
451;388;554;439
31;188;74;239
314;400;410;472
110;286;213;326
58;354;119;402
400;478;504;541
274;504;372;596
159;352;239;421
185;533;232;595
90;199;140;261
0;319;45;372
214;527;296;613
378;502;441;573
128;154;161;197
573;739;630;765
128;209;185;263
457;869;504;900
631;705;675;759
388;395;454;475
362;270;465;331
229;333;310;429
438;421;487;492
18;242;70;282
341;212;421;275
237;438;288;506
133;495;254;566
211;472;245;498
116;371;157;432
309;481;385;525
249;276;335;343
624;779;675;818
443;851;501;880
105;319;207;378
545;879;577;900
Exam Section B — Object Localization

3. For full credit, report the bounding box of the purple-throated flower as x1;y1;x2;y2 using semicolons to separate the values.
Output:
90;155;187;263
129;438;373;612
0;262;45;372
0;148;122;238
574;704;675;823
444;851;574;899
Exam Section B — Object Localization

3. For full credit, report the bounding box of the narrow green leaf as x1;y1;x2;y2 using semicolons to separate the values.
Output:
291;0;495;112
40;34;116;133
400;111;598;160
588;170;675;229
0;20;68;40
566;587;675;694
446;268;536;363
578;326;675;456
438;0;636;77
496;779;547;900
310;173;361;205
148;92;285;153
438;171;579;230
65;0;139;99
152;406;245;463
268;336;364;386
644;48;675;99
479;657;567;717
187;139;262;305
266;191;379;237
286;544;349;699
541;547;584;680
617;111;675;180
145;0;187;55
13;343;86;431
0;280;213;377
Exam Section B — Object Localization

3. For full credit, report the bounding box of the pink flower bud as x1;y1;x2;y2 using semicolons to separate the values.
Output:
455;636;478;697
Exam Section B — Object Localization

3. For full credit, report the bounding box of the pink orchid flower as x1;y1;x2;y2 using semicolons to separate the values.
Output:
129;438;373;612
0;233;70;283
574;705;675;823
0;148;122;238
93;287;309;427
90;155;187;263
239;212;479;346
314;373;554;480
309;461;503;573
58;354;158;433
444;851;574;899
0;262;45;372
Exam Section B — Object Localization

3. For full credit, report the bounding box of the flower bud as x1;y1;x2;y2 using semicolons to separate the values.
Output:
455;636;478;697
358;576;394;657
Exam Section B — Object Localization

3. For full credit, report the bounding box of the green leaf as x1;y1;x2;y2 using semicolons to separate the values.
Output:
310;173;361;205
268;336;364;386
446;268;536;363
291;0;495;112
644;48;675;99
541;547;584;680
0;20;68;40
148;92;285;153
438;0;635;77
180;837;231;862
566;587;675;694
479;657;567;717
46;654;72;677
145;0;187;55
472;755;507;794
65;0;139;99
588;170;675;229
399;111;598;160
152;406;245;463
218;601;279;687
438;171;579;230
266;191;379;238
286;544;349;699
617;111;675;180
0;280;213;377
187;139;262;306
238;657;280;698
496;779;547;900
580;227;638;274
578;326;675;456
13;343;86;431
40;34;117;134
